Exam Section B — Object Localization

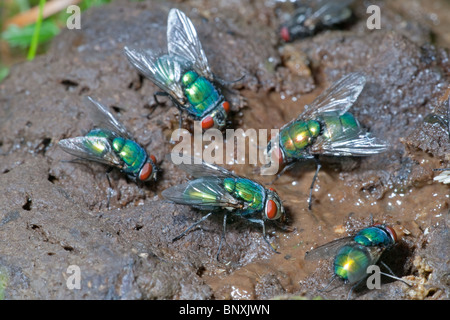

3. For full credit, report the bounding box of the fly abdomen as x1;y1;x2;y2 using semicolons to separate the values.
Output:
182;70;220;117
318;112;360;141
84;129;115;157
334;243;371;284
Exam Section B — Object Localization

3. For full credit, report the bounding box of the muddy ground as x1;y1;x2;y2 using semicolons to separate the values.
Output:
0;0;449;300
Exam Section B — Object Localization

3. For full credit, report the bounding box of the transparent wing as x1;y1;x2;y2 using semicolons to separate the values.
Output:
167;8;213;80
168;153;239;179
434;170;450;184
299;72;366;121
312;133;388;156
84;96;131;139
304;236;354;260
58;136;122;168
162;177;242;210
305;0;354;27
124;46;186;104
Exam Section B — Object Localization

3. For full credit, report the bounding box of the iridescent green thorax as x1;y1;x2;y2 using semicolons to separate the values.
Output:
84;129;147;176
316;111;360;141
354;226;393;247
181;70;220;118
111;137;147;174
334;244;371;283
223;177;265;212
280;119;321;159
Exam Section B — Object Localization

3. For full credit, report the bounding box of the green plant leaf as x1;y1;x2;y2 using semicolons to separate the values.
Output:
2;20;60;49
0;66;9;83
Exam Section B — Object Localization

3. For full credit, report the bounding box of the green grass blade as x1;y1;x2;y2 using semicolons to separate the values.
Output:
27;0;47;60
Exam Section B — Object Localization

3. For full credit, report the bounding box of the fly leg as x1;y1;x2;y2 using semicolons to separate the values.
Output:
379;261;412;287
213;74;246;86
248;218;280;254
172;212;214;242
269;161;297;184
216;213;228;261
105;167;114;210
148;91;170;117
308;157;322;211
318;274;339;293
347;278;366;300
153;91;169;106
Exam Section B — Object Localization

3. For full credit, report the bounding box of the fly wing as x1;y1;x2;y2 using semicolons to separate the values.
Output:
167;8;213;80
434;170;450;184
305;0;354;27
124;46;186;105
299;72;366;121
304;236;354;260
84;96;132;140
58;136;122;167
162;177;242;210
311;132;388;156
168;153;239;179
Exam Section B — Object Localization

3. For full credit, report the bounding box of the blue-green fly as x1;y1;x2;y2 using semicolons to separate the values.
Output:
280;0;354;42
124;8;235;130
305;223;410;299
162;154;286;259
58;97;159;186
264;72;388;209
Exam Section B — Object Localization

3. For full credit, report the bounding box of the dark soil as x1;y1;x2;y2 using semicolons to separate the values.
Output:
0;0;448;299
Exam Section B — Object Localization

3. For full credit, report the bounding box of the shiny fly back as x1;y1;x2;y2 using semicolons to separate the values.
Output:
266;72;387;166
161;154;285;258
280;0;354;42
264;73;388;209
305;224;399;286
124;9;231;130
58;97;159;183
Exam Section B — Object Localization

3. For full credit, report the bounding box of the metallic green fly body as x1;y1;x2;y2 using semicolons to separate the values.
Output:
58;97;159;183
305;223;409;299
162;154;285;259
124;9;233;130
264;73;388;209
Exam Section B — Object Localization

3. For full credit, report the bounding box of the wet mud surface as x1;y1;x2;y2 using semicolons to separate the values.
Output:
0;0;449;299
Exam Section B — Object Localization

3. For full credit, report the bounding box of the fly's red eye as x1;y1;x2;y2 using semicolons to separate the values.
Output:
201;116;215;130
374;223;398;243
222;101;230;113
139;162;153;181
268;187;276;192
385;225;398;242
280;26;290;42
266;199;278;220
150;154;157;164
